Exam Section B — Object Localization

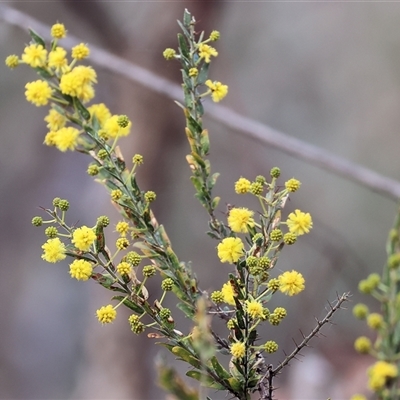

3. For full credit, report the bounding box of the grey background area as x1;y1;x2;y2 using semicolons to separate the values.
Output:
1;1;399;399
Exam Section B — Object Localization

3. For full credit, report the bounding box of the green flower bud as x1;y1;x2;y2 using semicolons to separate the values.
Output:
211;290;224;303
161;278;174;291
143;265;156;277
144;191;156;202
159;308;171;320
53;197;61;207
264;340;278;353
283;232;297;245
270;229;283;241
97;149;108;160
87;164;99;176
32;216;43;226
269;313;280;326
354;336;372;354
96;216;110;227
45;226;58;238
270;167;281;178
58;199;69;211
273;307;287;320
117;115;130;128
126;251;142;266
250;181;263;196
353;303;369;319
163;48;176;60
268;278;280;292
132;154;144;165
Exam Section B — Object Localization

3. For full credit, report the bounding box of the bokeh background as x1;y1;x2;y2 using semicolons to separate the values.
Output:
1;1;399;399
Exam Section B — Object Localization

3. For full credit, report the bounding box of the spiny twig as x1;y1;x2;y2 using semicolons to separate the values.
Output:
272;292;351;375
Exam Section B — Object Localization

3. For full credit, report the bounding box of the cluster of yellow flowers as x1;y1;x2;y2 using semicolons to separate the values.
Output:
163;30;228;103
209;171;313;360
6;23;131;153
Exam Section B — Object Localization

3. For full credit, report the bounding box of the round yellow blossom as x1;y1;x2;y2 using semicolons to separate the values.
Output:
44;109;66;131
286;209;313;236
48;47;69;74
205;80;228;102
246;299;264;319
368;361;398;391
22;44;47;68
221;281;236;305
96;304;117;324
41;238;66;263
198;43;218;63
163;48;176;60
51;23;67;39
278;270;305;296
234;177;251;194
5;55;19;69
59;65;97;102
217;237;244;264
103;115;131;138
72;43;90;60
69;259;93;281
354;336;372;354
285;178;301;192
53;127;80;152
44;131;57;147
72;226;96;252
87;103;111;127
116;237;129;250
25;80;52;106
117;261;132;276
230;341;246;359
367;313;384;330
228;207;255;233
116;221;130;236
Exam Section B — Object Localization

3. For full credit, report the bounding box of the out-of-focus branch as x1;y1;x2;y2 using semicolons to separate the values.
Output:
2;5;400;201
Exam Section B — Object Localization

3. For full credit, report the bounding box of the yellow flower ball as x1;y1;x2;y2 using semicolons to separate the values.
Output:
217;237;244;264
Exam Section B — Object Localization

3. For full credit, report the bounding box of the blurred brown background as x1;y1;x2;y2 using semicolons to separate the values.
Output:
1;1;399;399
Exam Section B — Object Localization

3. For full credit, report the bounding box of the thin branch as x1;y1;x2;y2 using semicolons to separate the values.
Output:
2;5;400;201
272;292;351;375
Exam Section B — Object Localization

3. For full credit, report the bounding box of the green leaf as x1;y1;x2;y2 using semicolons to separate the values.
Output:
190;176;203;193
178;33;190;59
186;371;225;390
29;29;46;47
176;303;195;319
35;67;53;79
210;356;230;380
73;97;91;121
227;377;242;391
172;346;201;369
200;129;210;155
183;9;192;27
211;196;220;210
197;62;210;85
208;173;220;190
177;19;190;38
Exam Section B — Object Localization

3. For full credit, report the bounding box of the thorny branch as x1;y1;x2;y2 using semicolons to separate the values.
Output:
273;292;351;375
